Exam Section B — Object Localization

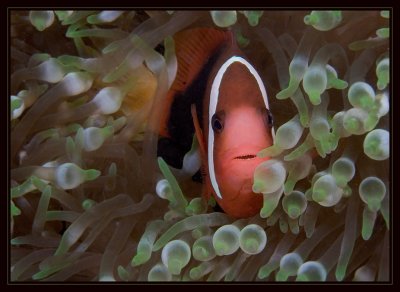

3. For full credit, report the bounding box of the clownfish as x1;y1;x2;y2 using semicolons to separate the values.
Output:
157;28;275;218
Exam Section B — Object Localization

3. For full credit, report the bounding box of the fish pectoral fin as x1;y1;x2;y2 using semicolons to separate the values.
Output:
191;103;207;160
190;103;214;207
201;166;212;202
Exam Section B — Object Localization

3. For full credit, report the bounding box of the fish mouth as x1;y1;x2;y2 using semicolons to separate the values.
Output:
234;154;257;160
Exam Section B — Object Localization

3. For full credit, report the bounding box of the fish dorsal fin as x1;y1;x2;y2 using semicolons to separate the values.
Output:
159;28;232;137
171;28;232;93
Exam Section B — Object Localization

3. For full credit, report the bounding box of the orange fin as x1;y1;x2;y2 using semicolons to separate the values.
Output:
192;109;217;208
159;28;233;137
171;28;233;93
191;103;213;202
201;166;212;202
190;104;206;159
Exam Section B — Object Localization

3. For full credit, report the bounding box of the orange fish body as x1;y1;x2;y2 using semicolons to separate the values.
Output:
158;28;274;218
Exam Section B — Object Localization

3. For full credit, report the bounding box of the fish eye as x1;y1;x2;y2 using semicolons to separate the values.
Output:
211;113;224;133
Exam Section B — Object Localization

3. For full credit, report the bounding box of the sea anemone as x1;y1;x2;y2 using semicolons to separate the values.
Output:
10;10;390;282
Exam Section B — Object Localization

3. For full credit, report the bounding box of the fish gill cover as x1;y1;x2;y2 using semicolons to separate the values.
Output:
9;10;390;282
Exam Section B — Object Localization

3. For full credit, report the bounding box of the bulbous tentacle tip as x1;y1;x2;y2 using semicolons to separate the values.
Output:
210;11;237;28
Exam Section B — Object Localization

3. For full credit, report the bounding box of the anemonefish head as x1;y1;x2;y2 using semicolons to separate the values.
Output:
204;49;275;218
